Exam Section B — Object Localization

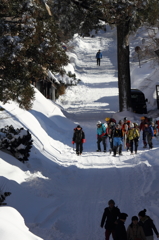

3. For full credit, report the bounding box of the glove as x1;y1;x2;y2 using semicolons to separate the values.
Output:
82;139;86;143
4;192;11;197
110;138;112;142
72;141;75;144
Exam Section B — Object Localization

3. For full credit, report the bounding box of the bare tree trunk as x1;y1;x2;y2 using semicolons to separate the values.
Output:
117;21;131;112
0;80;3;102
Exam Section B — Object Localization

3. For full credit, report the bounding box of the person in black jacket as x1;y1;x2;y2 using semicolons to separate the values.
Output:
138;209;159;240
101;199;120;240
111;124;123;156
114;213;128;240
72;125;85;155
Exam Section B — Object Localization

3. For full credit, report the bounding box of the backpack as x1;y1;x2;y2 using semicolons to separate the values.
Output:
75;130;83;143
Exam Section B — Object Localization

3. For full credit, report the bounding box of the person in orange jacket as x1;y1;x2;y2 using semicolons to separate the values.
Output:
72;125;86;155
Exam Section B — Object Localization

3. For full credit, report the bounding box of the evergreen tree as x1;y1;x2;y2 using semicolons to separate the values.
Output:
0;0;69;109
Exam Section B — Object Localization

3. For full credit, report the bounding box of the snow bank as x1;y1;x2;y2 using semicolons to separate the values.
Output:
0;207;43;240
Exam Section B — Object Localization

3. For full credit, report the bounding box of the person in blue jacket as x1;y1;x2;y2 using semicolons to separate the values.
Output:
143;122;154;149
111;124;123;156
96;121;107;152
96;50;102;66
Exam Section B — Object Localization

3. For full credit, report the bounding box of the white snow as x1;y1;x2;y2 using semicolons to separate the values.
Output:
0;25;159;240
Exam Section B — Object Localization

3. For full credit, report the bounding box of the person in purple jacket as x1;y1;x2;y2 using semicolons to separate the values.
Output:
143;122;154;149
96;50;102;66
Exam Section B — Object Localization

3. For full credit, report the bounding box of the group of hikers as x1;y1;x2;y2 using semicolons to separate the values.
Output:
100;199;159;240
72;116;158;156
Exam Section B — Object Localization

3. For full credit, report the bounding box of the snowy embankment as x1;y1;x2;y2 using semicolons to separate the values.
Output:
0;26;159;240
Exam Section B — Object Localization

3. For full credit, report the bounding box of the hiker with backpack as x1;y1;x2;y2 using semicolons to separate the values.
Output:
127;123;140;154
143;122;154;149
96;121;107;152
111;124;123;156
72;125;86;155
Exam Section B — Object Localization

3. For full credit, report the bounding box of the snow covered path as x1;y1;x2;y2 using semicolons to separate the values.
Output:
59;31;119;122
1;28;159;240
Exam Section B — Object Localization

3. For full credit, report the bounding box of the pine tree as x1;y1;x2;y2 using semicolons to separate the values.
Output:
0;0;69;109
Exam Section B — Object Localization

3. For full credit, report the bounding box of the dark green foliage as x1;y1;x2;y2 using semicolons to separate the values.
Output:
0;0;69;109
0;125;33;162
0;191;11;206
52;0;105;39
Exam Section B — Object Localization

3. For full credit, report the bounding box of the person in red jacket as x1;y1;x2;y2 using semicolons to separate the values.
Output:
72;125;86;155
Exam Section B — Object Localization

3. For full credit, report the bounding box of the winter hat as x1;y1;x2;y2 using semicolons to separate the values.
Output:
138;209;146;217
97;121;102;125
132;216;138;221
130;123;134;128
77;125;81;128
119;213;128;220
108;199;115;205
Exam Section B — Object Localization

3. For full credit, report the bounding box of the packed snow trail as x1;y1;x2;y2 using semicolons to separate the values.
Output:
58;30;119;122
1;28;159;240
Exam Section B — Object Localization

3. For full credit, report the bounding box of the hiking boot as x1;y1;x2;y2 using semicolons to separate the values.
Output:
135;151;137;154
103;150;106;153
130;153;134;155
96;150;101;152
119;153;123;156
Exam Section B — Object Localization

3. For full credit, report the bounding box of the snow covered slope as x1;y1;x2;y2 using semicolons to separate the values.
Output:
0;26;159;240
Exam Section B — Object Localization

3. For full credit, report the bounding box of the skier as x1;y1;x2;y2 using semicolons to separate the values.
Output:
96;121;107;152
96;49;102;66
111;124;123;156
143;122;154;149
127;216;146;240
72;125;85;155
138;209;159;240
114;213;128;240
101;199;120;240
127;123;140;154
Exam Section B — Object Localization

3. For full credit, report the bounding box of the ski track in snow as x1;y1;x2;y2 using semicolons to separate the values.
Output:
1;29;159;240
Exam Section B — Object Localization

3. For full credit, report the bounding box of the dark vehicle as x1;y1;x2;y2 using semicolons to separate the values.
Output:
131;89;148;114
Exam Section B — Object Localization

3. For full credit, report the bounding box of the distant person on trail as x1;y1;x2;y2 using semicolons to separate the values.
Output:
96;121;107;152
72;125;85;155
96;49;102;66
138;209;159;240
101;199;120;240
114;213;128;240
